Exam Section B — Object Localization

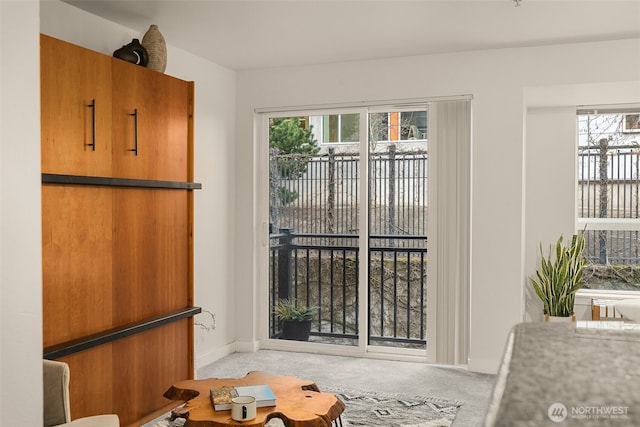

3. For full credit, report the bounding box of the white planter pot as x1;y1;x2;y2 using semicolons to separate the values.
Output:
545;314;576;322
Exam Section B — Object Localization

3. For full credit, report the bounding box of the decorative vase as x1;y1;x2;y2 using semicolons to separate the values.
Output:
141;24;167;73
112;39;148;67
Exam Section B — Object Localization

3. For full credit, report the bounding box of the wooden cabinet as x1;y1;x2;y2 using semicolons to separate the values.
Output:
41;34;190;181
42;186;191;342
112;188;190;324
40;35;112;176
112;59;190;181
42;185;114;346
41;34;198;426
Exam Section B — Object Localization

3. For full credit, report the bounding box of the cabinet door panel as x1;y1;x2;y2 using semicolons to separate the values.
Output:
42;185;113;346
60;345;114;421
112;188;189;325
40;35;112;176
112;60;189;181
112;321;191;425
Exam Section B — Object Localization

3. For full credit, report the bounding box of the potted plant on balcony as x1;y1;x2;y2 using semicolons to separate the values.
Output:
530;232;587;321
275;298;315;341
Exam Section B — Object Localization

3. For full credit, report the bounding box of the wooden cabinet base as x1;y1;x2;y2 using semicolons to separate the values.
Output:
59;320;191;426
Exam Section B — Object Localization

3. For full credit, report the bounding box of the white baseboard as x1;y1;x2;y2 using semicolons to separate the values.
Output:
235;340;261;353
467;357;499;375
194;343;236;371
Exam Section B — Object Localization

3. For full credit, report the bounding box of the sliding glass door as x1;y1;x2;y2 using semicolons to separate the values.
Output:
266;105;430;355
367;108;428;350
268;112;362;346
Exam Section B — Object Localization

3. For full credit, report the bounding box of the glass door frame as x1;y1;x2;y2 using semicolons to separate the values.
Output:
365;104;429;361
257;103;433;362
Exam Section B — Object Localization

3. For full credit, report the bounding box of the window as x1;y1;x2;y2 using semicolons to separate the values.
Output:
623;114;640;133
377;111;427;142
577;110;640;291
399;111;427;140
315;113;359;143
310;111;427;145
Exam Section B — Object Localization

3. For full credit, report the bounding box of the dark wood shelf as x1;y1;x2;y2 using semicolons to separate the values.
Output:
43;307;202;360
42;173;202;190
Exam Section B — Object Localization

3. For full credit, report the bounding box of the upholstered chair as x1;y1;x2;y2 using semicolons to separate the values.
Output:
43;359;120;427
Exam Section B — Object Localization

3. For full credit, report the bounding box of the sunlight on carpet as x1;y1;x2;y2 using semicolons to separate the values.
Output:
144;387;463;427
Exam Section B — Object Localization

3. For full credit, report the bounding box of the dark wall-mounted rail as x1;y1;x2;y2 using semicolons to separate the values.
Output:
42;173;202;190
43;306;202;360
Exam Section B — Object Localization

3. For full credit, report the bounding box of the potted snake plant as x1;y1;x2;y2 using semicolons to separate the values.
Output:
530;232;587;321
274;298;315;341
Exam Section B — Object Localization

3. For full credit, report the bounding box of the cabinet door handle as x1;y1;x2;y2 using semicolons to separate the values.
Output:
86;99;96;151
129;108;138;156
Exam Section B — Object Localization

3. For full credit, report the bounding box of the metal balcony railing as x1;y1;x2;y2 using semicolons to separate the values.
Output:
269;230;427;348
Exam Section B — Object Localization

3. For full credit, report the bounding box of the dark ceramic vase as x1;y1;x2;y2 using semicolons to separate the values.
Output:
113;39;149;67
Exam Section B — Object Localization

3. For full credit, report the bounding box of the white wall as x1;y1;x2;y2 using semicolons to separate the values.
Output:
523;107;577;321
0;1;42;425
235;39;640;373
39;0;238;369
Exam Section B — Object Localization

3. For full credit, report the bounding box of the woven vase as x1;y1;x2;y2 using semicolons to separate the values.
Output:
141;24;167;73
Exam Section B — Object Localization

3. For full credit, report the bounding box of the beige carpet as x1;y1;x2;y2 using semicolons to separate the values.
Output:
145;349;494;426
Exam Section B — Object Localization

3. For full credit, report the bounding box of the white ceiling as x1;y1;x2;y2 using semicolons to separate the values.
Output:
64;0;640;71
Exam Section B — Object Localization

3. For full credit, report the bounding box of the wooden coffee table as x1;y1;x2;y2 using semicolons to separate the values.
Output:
163;371;345;427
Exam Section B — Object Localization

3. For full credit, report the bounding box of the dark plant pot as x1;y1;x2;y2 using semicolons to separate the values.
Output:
281;319;311;341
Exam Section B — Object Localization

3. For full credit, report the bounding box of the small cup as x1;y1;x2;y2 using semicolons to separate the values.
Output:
231;395;256;421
